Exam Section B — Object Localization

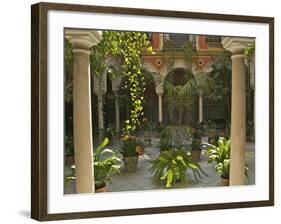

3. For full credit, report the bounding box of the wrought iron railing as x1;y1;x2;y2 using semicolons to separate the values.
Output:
162;34;195;51
206;36;222;48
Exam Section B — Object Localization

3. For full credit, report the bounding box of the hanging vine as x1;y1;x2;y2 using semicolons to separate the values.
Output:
90;31;150;135
64;38;74;102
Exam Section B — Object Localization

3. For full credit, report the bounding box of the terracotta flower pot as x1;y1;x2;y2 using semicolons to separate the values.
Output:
135;145;144;156
191;149;201;162
95;185;107;193
123;156;138;173
209;138;216;145
219;176;230;186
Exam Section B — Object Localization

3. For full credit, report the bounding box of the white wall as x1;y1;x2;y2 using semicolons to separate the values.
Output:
0;0;280;223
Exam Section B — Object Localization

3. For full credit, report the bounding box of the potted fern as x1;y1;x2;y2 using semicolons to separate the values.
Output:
149;148;206;188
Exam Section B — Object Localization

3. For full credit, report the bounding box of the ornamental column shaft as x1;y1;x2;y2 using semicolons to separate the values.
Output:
199;92;203;122
222;37;254;186
97;93;104;134
158;93;163;123
156;84;164;123
114;91;120;133
72;49;94;192
66;30;102;193
230;54;246;185
93;73;107;137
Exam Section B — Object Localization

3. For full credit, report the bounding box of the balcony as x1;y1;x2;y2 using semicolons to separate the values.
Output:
206;36;222;48
162;34;195;51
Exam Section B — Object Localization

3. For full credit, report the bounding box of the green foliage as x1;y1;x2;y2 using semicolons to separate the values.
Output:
159;126;192;151
208;56;232;117
244;42;255;57
189;136;201;151
152;122;166;134
142;117;152;131
64;135;74;156
90;31;150;135
99;126;116;141
158;137;174;152
245;63;255;139
119;136;144;157
205;137;230;178
65;138;121;189
64;38;74;102
149;149;206;187
94;138;122;188
197;120;217;138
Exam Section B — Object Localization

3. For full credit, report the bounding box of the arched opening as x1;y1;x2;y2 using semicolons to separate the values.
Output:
163;68;198;126
91;65;121;145
142;70;158;124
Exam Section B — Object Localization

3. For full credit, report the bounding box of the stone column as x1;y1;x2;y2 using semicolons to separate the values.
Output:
112;78;122;133
113;91;120;133
198;91;203;122
230;53;246;185
222;37;254;185
156;85;164;123
66;30;102;193
97;93;104;136
157;93;163;123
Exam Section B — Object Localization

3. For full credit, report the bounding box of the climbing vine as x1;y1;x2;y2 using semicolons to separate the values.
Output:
90;31;150;135
64;39;74;102
244;42;255;57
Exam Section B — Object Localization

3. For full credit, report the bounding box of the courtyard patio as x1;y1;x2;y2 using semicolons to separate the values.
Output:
65;138;255;194
64;29;256;194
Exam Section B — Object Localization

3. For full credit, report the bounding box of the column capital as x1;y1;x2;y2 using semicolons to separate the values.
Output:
221;37;254;55
156;84;164;96
112;77;122;92
65;29;103;51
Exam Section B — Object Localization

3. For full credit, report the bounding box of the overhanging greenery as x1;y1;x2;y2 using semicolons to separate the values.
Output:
90;31;150;135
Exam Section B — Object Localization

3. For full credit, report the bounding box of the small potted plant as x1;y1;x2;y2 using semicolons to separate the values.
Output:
205;137;231;186
93;138;121;192
65;138;121;193
205;120;217;144
189;124;203;162
205;137;249;186
120;135;144;173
